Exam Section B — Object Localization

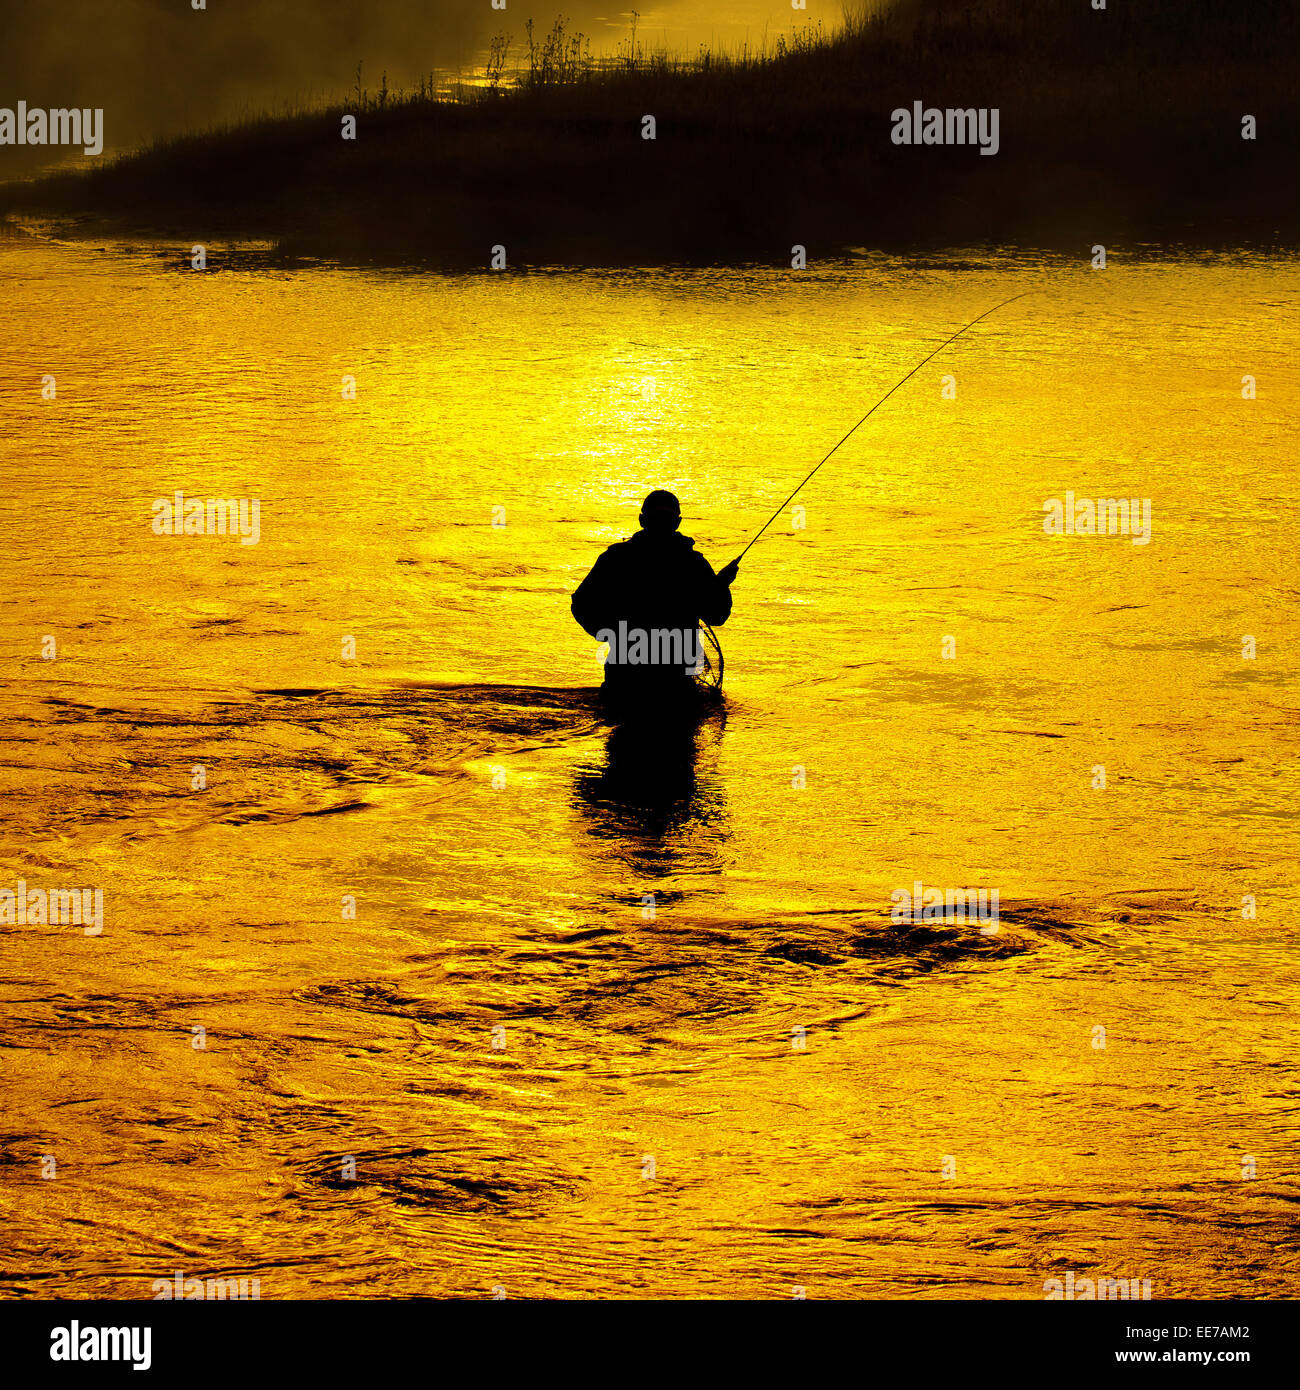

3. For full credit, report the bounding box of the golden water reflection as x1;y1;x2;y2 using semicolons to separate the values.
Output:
0;239;1297;1298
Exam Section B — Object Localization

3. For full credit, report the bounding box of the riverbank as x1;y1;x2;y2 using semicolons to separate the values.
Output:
1;0;1295;264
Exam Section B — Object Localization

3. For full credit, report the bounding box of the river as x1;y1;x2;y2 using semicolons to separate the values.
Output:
1;233;1296;1298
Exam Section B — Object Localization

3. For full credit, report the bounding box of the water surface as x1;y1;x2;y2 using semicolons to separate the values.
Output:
1;236;1297;1298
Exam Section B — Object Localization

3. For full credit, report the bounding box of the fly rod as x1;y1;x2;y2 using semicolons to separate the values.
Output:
729;290;1034;566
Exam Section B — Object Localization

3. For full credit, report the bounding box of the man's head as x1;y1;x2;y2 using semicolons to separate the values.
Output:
639;490;682;532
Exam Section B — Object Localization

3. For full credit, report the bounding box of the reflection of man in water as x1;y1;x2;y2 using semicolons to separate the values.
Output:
571;490;738;710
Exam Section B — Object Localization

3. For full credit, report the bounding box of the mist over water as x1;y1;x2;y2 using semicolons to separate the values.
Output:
1;238;1297;1297
0;0;825;172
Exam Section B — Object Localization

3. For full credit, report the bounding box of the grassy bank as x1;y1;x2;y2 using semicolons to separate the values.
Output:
2;0;1296;263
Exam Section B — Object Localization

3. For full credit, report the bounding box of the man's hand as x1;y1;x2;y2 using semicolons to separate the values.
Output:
717;558;740;587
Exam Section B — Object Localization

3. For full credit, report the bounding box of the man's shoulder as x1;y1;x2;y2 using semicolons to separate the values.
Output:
595;533;705;566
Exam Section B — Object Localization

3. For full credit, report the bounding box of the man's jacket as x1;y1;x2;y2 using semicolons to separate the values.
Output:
571;530;731;688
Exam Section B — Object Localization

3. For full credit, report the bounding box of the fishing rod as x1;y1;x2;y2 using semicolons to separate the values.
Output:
729;290;1034;567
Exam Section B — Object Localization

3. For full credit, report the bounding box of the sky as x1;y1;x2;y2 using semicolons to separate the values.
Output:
0;0;863;171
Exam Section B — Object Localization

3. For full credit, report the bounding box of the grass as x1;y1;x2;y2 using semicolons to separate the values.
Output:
2;0;1295;264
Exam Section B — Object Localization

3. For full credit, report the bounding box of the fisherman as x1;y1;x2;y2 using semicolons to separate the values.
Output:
571;490;738;711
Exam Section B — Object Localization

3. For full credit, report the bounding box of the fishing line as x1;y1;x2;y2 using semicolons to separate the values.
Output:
731;290;1034;565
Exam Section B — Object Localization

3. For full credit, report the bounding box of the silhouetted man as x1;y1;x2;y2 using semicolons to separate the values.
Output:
571;490;738;710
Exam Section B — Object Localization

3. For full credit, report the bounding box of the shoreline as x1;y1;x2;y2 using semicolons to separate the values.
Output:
1;2;1295;266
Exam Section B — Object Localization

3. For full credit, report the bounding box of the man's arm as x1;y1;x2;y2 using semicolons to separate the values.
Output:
571;551;615;638
696;554;734;627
